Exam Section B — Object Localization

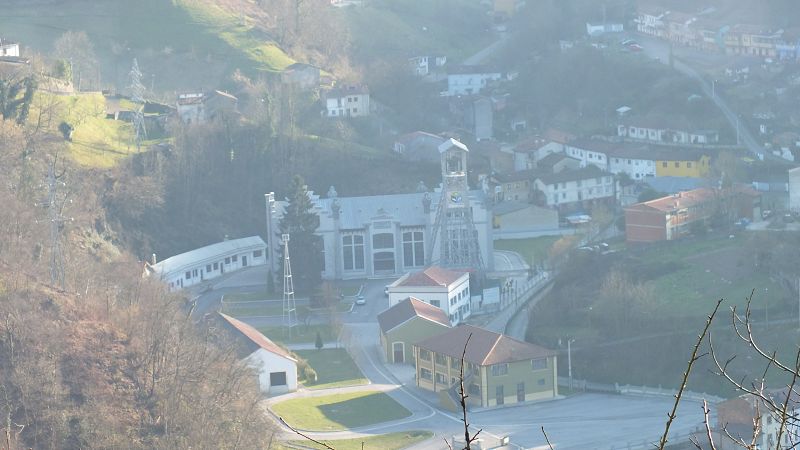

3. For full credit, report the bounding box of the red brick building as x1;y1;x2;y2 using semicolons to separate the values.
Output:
624;187;760;243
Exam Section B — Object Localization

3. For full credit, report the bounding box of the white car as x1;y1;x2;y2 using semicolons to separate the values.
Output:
384;286;390;296
356;294;366;305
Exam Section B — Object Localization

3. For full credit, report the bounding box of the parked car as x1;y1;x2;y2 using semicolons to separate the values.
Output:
762;209;773;219
356;294;366;305
784;213;795;223
628;43;644;52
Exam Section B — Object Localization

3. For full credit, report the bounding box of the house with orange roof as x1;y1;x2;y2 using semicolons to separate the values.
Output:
386;266;471;325
217;313;298;395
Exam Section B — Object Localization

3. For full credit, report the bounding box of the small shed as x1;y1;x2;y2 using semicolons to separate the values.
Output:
218;313;298;395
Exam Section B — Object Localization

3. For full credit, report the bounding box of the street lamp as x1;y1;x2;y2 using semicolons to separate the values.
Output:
567;338;576;391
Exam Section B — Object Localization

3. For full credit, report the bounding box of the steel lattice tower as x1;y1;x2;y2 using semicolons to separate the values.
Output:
428;139;484;272
281;234;298;332
128;58;147;150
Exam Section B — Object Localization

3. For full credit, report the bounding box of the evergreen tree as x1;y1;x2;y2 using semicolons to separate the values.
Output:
315;331;323;351
279;175;323;294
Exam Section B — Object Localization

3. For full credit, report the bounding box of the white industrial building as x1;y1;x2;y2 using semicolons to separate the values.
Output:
789;167;800;212
387;266;471;325
145;236;267;291
218;313;298;395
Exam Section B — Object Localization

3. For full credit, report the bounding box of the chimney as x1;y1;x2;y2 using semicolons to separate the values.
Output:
151;253;157;265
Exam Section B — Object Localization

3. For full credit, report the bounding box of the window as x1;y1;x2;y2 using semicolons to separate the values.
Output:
435;354;447;365
430;300;440;307
627;159;631;164
538;378;546;386
662;162;668;168
561;192;566;199
342;235;365;271
420;368;432;380
270;371;287;386
225;257;231;264
372;233;394;249
232;255;238;262
353;108;358;114
193;269;198;277
674;162;680;168
185;271;191;280
253;250;263;258
469;383;481;395
206;265;211;272
451;358;461;369
213;262;219;270
436;373;447;384
614;158;620;163
373;251;395;271
687;162;693;168
402;231;424;267
419;349;431;361
532;358;548;370
491;363;509;376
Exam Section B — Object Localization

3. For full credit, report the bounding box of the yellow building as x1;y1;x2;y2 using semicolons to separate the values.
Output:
655;152;711;178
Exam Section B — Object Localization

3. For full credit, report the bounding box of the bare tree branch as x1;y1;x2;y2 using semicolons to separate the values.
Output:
658;298;723;449
279;417;336;450
542;426;555;450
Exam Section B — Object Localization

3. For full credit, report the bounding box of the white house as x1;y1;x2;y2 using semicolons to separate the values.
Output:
617;117;719;145
445;66;503;96
603;144;658;180
586;22;624;36
636;5;669;37
409;55;447;76
144;236;267;291
387;266;471;325
534;166;616;208
218;313;298;395
324;85;370;117
564;139;611;170
0;40;19;57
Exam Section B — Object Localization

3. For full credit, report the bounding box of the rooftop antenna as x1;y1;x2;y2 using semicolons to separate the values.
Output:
282;234;298;335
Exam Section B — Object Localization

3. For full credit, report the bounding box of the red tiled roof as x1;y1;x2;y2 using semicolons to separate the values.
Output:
218;313;296;362
397;266;468;287
626;188;716;213
377;297;451;333
415;324;556;366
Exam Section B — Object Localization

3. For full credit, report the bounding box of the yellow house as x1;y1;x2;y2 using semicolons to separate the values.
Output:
655;152;711;178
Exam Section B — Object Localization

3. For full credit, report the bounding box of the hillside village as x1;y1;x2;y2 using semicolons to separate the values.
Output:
3;0;800;449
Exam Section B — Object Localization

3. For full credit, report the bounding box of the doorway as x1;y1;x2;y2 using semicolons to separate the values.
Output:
393;342;404;363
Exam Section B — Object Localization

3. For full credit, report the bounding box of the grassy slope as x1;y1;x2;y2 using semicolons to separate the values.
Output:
0;0;292;92
29;92;144;167
271;390;411;431
345;0;494;63
495;236;560;267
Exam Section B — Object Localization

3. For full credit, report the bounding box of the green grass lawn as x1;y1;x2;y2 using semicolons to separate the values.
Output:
223;290;283;302
258;324;335;345
273;431;433;450
272;391;411;431
295;348;368;390
495;236;561;267
221;301;285;317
